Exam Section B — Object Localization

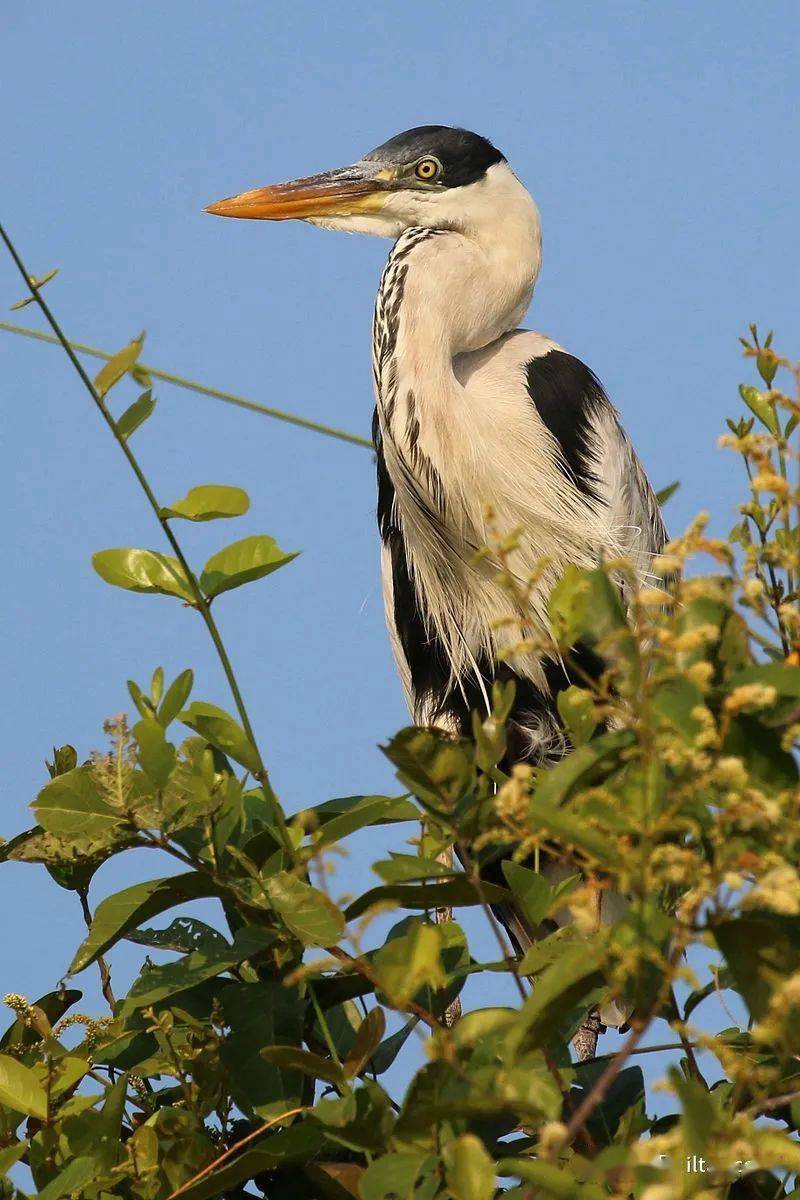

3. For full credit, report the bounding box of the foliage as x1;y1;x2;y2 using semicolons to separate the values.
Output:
3;248;800;1197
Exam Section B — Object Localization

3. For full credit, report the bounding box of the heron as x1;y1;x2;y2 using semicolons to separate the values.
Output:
207;125;666;1052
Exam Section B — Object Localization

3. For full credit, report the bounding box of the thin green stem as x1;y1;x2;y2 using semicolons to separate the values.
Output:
0;222;292;855
0;319;373;450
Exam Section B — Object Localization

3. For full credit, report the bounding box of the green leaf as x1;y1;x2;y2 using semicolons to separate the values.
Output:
382;727;475;811
655;480;680;506
157;668;194;727
756;351;778;388
168;1124;323;1200
499;1159;579;1199
502;861;551;929
126;917;229;956
121;926;275;1013
70;871;227;973
739;384;779;435
343;1007;386;1078
0;989;81;1050
312;795;421;849
221;982;304;1117
373;922;445;1009
179;701;261;774
33;765;125;840
0;1142;26;1178
0;1053;48;1119
373;854;452;883
311;793;420;828
359;1153;436;1200
346;876;511;922
556;686;597;747
92;547;195;603
162;484;250;522
729;662;800;698
533;730;634;810
713;913;800;1021
115;389;156;438
93;333;144;397
200;534;297;600
265;872;345;947
260;1045;343;1085
133;718;176;788
370;1021;417;1075
37;1156;99;1200
507;936;606;1054
443;1134;496;1200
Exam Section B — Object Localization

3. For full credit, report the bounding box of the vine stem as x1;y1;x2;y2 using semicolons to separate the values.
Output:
0;222;291;854
0;319;373;450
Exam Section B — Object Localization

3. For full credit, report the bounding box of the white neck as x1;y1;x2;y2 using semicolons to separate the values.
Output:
373;163;541;482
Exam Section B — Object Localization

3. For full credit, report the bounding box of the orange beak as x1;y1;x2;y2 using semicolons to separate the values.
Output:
205;165;390;221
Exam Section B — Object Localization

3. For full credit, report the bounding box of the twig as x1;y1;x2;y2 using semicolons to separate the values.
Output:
0;320;373;450
746;1089;800;1117
167;1106;306;1199
76;887;115;1012
0;223;292;856
581;1040;696;1065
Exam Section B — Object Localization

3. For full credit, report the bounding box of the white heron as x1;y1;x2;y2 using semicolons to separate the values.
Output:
207;126;666;1048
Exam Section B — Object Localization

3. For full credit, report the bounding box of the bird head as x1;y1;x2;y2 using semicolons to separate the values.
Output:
205;125;518;239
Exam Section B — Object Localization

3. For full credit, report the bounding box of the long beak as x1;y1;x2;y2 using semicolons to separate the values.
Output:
205;164;391;221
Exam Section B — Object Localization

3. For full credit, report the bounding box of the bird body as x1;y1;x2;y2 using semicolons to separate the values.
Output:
370;204;664;755
207;125;666;1039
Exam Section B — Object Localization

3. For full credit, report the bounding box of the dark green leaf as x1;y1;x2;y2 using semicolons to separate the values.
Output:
261;1045;343;1085
0;989;81;1050
346;876;511;922
70;871;227;973
714;913;800;1022
161;484;250;522
92;547;195;603
126;917;229;956
221;982;304;1117
502;861;551;929
655;480;680;506
200;534;297;599
121;926;275;1013
313;795;421;849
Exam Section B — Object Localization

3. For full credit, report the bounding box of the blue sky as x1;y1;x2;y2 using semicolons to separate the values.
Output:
1;1;797;1073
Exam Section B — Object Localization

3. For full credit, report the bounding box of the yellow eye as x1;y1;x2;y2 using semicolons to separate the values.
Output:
414;157;441;181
